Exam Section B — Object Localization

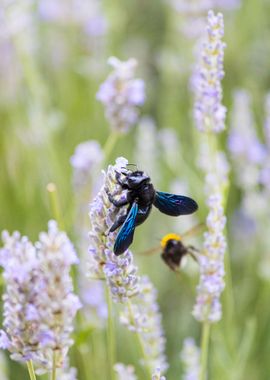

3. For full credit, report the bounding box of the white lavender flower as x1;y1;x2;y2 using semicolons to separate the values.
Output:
151;367;166;380
114;363;137;380
0;221;81;373
88;157;139;303
180;338;200;380
96;57;145;133
120;276;168;372
192;10;226;133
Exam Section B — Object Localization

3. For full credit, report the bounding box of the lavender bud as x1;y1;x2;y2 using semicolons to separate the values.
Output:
192;10;226;133
96;57;145;133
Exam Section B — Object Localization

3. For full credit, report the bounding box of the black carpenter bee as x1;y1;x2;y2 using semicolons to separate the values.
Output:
106;168;198;255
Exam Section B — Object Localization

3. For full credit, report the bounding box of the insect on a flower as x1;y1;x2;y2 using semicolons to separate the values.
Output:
143;224;203;271
106;167;198;255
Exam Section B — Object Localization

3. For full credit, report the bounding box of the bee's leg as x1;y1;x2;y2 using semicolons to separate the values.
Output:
161;253;176;271
109;213;128;233
115;171;129;189
107;192;131;207
187;245;199;262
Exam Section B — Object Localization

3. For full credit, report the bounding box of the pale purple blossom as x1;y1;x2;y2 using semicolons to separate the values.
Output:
38;0;107;37
114;363;137;380
70;140;104;190
192;10;226;133
180;338;200;380
0;221;81;373
193;194;226;323
120;276;168;373
88;157;139;303
96;57;145;133
151;367;166;380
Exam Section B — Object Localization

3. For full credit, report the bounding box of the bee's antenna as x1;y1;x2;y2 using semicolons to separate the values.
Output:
126;163;138;171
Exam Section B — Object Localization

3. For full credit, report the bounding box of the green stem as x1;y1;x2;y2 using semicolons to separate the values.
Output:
103;131;120;162
106;286;116;380
127;300;152;378
47;182;64;229
51;351;57;380
200;323;211;380
27;360;37;380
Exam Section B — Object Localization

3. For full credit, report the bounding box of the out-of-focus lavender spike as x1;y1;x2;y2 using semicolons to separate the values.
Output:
192;10;226;133
114;363;138;380
0;222;81;374
38;0;107;37
180;338;200;380
134;117;160;184
70;140;104;192
228;90;266;171
96;57;145;133
151;367;166;380
120;276;168;373
88;157;139;303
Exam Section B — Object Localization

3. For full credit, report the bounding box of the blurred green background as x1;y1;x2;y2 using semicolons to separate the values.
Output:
1;0;270;379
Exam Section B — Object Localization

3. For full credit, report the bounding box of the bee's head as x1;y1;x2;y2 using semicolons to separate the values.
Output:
124;170;150;188
161;233;182;250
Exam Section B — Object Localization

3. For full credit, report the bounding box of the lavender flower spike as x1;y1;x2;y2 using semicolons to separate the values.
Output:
0;221;81;374
120;276;168;373
88;157;139;303
180;338;200;380
193;194;226;323
192;10;226;133
96;57;145;133
152;367;166;380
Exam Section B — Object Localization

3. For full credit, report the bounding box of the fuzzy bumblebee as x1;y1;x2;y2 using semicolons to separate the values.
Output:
160;233;199;271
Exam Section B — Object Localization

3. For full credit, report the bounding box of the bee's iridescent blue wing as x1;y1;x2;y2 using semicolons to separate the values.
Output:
114;202;138;256
154;191;198;216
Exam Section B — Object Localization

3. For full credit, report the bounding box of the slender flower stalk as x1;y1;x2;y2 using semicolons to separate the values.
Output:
0;221;81;375
96;57;145;133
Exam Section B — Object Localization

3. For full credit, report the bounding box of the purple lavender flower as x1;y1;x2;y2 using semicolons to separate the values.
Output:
180;338;200;380
192;10;226;133
88;157;139;303
120;276;168;373
151;367;166;380
38;0;107;37
0;221;81;373
96;57;145;133
193;194;226;323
